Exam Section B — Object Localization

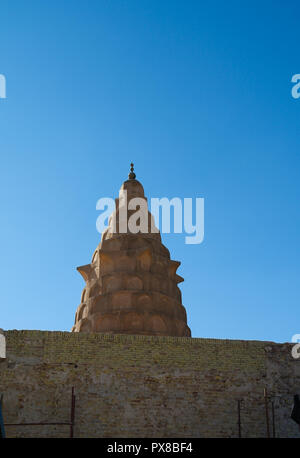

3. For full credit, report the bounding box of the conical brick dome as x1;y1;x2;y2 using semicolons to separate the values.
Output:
72;166;191;337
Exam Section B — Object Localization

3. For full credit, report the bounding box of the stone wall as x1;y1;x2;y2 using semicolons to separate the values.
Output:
0;330;299;438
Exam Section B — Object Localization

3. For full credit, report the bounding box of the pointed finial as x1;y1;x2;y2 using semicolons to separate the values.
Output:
128;162;136;180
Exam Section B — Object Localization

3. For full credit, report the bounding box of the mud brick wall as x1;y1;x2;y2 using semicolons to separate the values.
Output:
0;331;299;438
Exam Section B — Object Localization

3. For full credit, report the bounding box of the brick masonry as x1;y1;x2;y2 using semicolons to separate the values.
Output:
0;330;299;437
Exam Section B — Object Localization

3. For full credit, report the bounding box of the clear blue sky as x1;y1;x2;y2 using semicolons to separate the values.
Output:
0;0;299;342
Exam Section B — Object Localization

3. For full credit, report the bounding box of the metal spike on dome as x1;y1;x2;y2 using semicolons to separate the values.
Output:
128;162;136;180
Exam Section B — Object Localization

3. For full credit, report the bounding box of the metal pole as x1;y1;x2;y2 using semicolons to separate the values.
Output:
70;387;75;438
0;394;6;438
264;388;270;438
271;401;276;438
237;400;242;438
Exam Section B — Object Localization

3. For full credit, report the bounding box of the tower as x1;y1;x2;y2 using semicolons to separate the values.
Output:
72;165;191;337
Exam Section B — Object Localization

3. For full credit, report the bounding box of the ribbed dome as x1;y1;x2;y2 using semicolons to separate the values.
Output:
72;166;191;337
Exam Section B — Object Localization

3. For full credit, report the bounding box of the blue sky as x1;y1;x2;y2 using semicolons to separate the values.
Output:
0;0;299;342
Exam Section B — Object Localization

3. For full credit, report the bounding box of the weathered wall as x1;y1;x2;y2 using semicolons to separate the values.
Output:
0;331;299;438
